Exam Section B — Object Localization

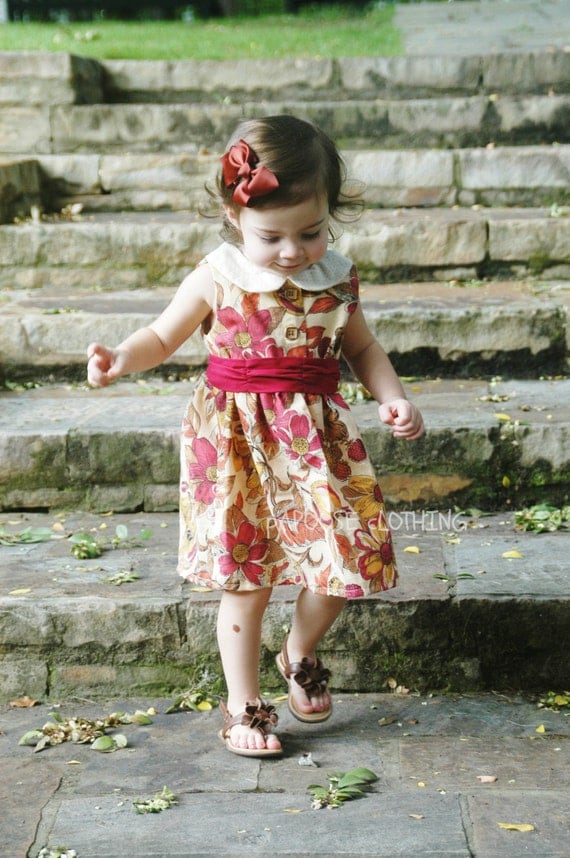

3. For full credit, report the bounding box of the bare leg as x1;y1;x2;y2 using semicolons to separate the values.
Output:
217;588;281;752
285;590;345;716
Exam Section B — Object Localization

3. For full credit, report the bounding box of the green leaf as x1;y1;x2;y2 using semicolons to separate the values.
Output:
91;735;118;752
344;767;378;783
19;729;43;746
115;524;129;541
0;525;54;545
128;711;153;725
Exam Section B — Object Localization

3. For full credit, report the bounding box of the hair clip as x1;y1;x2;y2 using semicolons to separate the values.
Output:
221;139;279;206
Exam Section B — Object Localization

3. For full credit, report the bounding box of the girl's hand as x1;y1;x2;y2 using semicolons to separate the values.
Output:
379;398;424;440
87;342;127;387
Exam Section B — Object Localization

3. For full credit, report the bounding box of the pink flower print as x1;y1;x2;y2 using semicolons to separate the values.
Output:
215;306;279;357
274;413;323;469
345;583;365;599
219;520;268;585
187;437;218;504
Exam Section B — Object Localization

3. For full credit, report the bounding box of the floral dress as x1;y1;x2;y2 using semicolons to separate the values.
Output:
177;242;397;599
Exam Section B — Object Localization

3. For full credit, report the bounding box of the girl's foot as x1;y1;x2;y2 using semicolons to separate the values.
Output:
220;698;282;757
276;640;332;723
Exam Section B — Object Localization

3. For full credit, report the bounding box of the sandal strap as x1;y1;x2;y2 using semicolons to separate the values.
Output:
220;698;278;739
280;641;331;698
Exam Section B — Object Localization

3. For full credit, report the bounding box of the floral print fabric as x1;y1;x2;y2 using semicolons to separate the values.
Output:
178;250;397;598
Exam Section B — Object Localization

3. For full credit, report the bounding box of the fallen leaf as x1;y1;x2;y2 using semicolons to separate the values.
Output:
283;808;303;814
9;695;40;708
535;724;546;734
378;716;398;727
502;549;524;559
9;588;32;596
409;813;425;820
477;775;498;783
495;412;512;422
417;781;426;788
403;545;421;554
497;822;535;832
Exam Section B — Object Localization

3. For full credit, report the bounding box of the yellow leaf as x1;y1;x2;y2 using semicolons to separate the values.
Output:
283;808;303;814
9;588;32;595
196;701;212;711
9;695;39;708
417;781;426;788
497;822;535;832
535;724;546;733
502;475;511;488
404;546;421;554
502;549;524;559
495;412;512;422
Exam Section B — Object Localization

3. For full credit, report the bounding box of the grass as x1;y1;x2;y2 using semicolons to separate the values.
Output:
0;6;401;60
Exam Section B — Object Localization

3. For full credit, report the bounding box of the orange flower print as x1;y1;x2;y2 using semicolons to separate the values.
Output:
342;476;384;521
354;524;395;591
274;506;325;547
219;520;268;586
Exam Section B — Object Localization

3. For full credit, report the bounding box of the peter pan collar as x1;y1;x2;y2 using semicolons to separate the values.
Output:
205;242;353;293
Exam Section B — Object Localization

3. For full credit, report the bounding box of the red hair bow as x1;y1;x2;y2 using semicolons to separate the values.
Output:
221;140;279;207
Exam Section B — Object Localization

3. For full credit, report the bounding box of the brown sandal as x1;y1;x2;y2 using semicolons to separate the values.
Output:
275;640;332;723
219;698;282;757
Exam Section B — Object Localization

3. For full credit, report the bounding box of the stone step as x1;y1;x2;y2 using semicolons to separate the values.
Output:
3;145;569;219
1;280;568;381
0;377;568;514
1;208;569;293
0;508;567;700
3;93;568;156
2;50;568;109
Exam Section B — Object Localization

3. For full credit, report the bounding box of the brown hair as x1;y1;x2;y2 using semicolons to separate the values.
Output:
211;115;361;242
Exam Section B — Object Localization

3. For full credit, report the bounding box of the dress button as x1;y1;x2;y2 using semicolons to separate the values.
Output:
284;287;299;300
285;326;299;340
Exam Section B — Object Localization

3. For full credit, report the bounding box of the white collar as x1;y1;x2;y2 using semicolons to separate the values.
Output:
206;242;353;293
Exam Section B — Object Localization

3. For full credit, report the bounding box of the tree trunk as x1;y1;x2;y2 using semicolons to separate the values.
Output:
0;0;9;24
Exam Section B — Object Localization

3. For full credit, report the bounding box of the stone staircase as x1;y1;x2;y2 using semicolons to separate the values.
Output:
0;47;568;700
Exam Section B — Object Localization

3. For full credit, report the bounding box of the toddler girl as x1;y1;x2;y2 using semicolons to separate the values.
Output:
87;115;424;758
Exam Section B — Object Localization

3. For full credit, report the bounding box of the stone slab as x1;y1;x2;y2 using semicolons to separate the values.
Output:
31;146;570;213
0;509;568;698
1;377;569;512
1;279;567;375
395;0;570;56
2;693;568;858
0;51;103;106
46;95;570;154
2;208;567;296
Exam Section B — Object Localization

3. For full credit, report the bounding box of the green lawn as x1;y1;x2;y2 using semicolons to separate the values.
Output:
0;6;401;60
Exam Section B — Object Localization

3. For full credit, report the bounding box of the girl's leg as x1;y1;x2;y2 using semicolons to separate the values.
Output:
285;589;345;717
217;588;281;752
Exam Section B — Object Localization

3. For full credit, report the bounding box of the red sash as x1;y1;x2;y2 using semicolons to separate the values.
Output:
206;355;340;394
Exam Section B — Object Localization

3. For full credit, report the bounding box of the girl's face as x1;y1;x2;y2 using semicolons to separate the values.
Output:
225;195;330;276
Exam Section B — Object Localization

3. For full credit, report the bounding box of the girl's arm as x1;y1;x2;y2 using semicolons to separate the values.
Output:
342;303;424;440
87;264;214;388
